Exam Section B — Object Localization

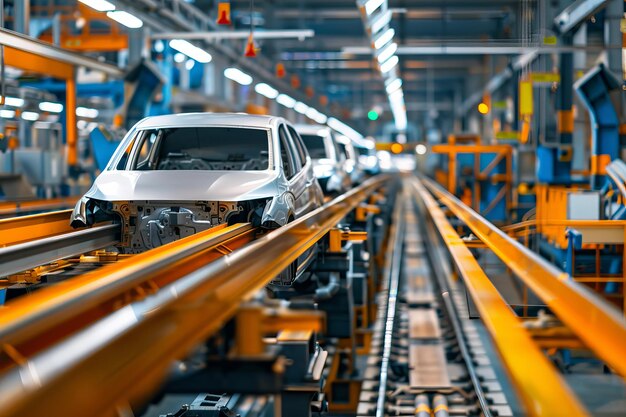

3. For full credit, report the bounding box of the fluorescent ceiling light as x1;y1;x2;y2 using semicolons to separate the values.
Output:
169;39;212;63
389;88;404;103
39;101;64;113
370;9;392;34
106;11;143;29
294;102;309;114
377;42;397;63
327;118;363;140
276;94;296;108
78;0;115;12
154;40;165;53
255;83;279;99
224;68;253;85
364;0;385;15
0;109;15;118
374;28;395;50
314;112;328;124
380;54;398;73
185;60;195;70
415;144;427;155
76;107;99;118
305;107;319;120
385;78;402;94
21;111;40;121
2;97;24;107
393;112;407;131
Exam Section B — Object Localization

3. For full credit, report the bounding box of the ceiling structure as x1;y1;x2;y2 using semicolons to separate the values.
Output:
225;0;528;138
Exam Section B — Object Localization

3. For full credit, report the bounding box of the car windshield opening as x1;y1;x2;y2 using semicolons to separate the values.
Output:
300;134;328;159
129;127;270;171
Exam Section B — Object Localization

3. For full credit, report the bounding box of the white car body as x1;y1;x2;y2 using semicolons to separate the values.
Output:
294;124;351;195
72;113;324;264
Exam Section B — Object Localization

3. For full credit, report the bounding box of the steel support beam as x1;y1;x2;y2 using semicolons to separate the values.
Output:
152;30;315;40
0;28;123;77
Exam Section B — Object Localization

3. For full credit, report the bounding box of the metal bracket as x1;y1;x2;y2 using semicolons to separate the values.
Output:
328;228;368;253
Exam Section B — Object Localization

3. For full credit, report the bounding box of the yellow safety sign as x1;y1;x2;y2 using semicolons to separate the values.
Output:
531;72;560;83
496;131;520;140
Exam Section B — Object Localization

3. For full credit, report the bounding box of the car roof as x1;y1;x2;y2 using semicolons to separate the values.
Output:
134;113;282;130
293;124;331;136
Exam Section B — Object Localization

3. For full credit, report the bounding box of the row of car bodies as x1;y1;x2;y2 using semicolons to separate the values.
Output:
70;113;377;283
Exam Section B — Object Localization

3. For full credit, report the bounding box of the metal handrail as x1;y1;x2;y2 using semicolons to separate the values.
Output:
412;177;588;417
0;175;389;417
421;176;626;377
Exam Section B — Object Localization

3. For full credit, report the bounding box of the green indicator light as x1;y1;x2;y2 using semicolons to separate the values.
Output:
367;110;379;121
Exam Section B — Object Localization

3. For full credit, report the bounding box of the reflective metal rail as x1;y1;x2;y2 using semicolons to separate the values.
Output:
0;209;74;247
0;197;77;218
0;175;389;417
0;223;120;277
420;176;626;378
411;177;588;417
375;183;404;417
0;222;256;370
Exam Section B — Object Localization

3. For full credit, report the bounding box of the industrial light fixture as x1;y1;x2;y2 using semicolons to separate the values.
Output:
359;0;407;132
379;54;398;73
76;107;99;118
377;42;397;64
154;40;165;53
0;109;15;118
224;68;253;85
106;11;143;29
21;111;40;121
185;60;195;70
393;111;407;131
327;117;363;141
385;78;402;94
169;39;212;63
305;107;322;121
276;94;297;108
39;102;64;113
78;0;115;12
314;112;328;124
415;144;427;155
388;87;404;102
2;97;24;107
370;9;392;34
367;109;379;121
174;53;186;63
374;28;394;49
294;101;309;114
254;83;279;99
364;0;385;15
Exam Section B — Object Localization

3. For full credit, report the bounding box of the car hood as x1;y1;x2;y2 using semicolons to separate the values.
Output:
84;170;279;202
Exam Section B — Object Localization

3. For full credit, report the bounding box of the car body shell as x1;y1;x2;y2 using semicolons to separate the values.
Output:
335;134;366;185
294;124;351;195
71;113;324;257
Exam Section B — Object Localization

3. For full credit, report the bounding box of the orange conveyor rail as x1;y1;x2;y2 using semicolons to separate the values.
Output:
419;176;626;378
0;175;390;417
0;197;78;218
0;210;120;276
411;177;589;417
